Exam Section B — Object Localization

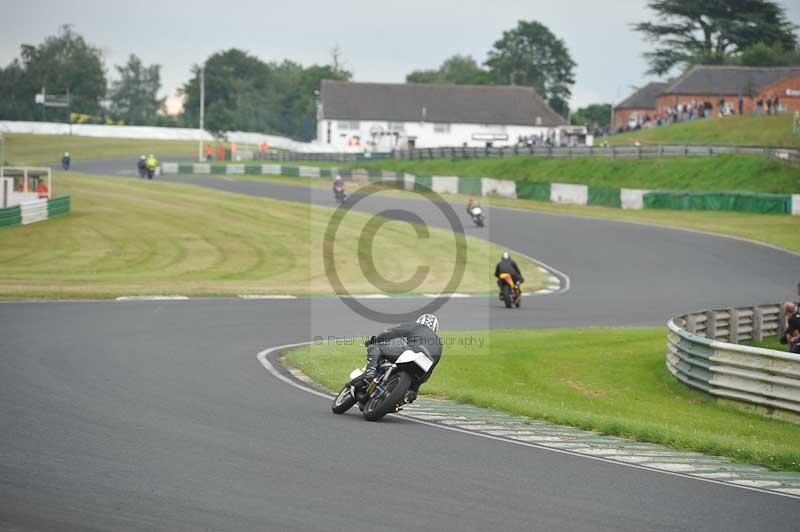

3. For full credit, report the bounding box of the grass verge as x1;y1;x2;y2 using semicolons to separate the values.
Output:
0;172;546;298
286;327;800;472
345;154;799;195
4;133;198;166
608;113;800;148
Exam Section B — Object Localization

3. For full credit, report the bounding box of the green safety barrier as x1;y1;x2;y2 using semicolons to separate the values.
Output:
245;165;261;175
338;169;352;179
178;163;193;174
367;169;383;182
414;175;433;191
644;190;791;214
320;168;332;178
210;164;226;174
0;205;21;227
515;180;551;202
281;166;300;177
47;196;71;218
457;176;482;196
588;185;622;208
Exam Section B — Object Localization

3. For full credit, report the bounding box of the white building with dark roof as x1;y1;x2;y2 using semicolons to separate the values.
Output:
316;80;568;150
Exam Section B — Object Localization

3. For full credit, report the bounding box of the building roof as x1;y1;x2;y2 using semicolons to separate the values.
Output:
320;80;566;127
663;65;800;96
615;82;668;110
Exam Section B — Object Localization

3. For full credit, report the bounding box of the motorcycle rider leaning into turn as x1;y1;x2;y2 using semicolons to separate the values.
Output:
466;196;481;215
495;251;524;288
353;314;442;404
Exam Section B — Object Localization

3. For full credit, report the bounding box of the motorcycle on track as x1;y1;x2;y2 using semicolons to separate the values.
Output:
332;346;434;421
497;272;522;308
469;205;485;227
334;187;346;205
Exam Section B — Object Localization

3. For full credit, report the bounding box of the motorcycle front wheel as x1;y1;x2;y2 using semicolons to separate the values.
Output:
332;385;358;414
363;372;411;421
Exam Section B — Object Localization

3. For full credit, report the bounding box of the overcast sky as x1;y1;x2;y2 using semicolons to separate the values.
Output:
3;0;799;113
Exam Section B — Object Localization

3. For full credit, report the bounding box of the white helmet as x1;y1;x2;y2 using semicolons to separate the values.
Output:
502;252;510;260
64;152;69;157
416;313;439;332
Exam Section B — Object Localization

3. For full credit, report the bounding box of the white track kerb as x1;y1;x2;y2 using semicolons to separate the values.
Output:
257;342;800;500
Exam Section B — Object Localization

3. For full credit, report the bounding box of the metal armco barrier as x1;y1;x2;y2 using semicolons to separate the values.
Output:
666;303;800;414
393;144;800;161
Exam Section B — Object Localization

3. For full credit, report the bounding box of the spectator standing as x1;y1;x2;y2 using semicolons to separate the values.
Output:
738;96;744;115
781;302;800;354
766;97;773;115
774;96;780;113
755;98;763;115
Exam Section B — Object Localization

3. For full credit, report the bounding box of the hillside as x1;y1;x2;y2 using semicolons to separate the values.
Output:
608;113;800;148
349;154;800;194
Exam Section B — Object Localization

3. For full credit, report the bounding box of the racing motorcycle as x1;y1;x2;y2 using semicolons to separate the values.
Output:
469;205;485;227
332;346;434;421
498;272;522;308
334;186;346;205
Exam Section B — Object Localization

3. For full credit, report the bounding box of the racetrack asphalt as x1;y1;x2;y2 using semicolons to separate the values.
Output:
1;158;798;531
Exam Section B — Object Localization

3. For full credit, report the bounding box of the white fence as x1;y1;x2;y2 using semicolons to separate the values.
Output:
0;121;360;154
666;304;800;414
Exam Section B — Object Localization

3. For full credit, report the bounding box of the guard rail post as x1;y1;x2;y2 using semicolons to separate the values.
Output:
728;308;739;343
753;307;764;342
686;313;698;334
706;310;717;339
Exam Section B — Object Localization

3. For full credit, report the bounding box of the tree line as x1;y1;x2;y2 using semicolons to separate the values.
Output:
0;2;796;137
0;25;350;140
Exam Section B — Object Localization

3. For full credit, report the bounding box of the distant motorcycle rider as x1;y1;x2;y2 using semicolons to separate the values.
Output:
466;196;481;215
495;251;524;287
145;154;158;179
354;314;442;404
137;155;147;178
333;174;345;200
62;152;71;171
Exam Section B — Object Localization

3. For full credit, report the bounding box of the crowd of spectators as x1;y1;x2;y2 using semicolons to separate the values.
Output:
619;94;786;134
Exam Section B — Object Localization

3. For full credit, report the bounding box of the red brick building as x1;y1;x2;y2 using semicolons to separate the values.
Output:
656;65;800;116
613;82;668;130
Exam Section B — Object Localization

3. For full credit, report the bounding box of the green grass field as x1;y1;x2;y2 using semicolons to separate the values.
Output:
609;113;800;148
3;133;198;166
287;328;800;472
345;154;799;194
0;172;545;298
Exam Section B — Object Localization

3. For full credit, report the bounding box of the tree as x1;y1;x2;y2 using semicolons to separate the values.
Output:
109;54;164;125
180;48;350;140
484;21;576;117
406;55;491;85
635;0;798;75
571;104;612;127
0;25;107;121
735;42;800;66
20;25;107;119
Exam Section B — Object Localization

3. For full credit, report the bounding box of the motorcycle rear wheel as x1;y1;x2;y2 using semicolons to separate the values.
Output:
332;385;358;414
363;372;412;421
501;285;513;308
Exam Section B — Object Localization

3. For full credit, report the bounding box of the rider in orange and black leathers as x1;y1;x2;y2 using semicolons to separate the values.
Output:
494;252;524;288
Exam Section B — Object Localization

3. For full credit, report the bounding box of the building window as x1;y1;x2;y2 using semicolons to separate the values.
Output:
433;123;451;134
338;121;360;130
388;122;405;132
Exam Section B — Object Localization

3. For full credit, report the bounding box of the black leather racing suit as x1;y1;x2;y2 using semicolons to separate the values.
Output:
364;323;442;392
495;257;523;286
